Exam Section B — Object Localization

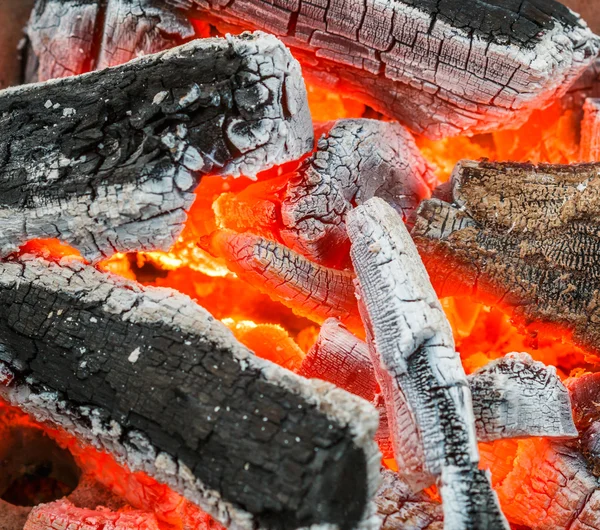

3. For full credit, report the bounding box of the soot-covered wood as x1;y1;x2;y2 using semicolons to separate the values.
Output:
0;257;380;530
412;160;600;357
346;198;508;530
26;0;600;137
280;119;435;267
0;32;313;263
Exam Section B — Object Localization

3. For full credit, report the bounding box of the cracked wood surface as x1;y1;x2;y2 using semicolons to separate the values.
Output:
0;32;313;263
0;256;381;530
25;0;600;137
581;98;600;161
412;160;600;357
280;119;435;267
202;230;363;334
346;197;508;529
0;0;34;89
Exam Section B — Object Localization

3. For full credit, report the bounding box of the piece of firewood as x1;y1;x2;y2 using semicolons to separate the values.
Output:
374;469;442;530
0;0;34;89
346;197;508;529
468;352;577;442
0;32;313;263
562;57;600;111
280;119;435;267
581;98;600;161
201;230;363;334
412;160;600;357
0;256;380;530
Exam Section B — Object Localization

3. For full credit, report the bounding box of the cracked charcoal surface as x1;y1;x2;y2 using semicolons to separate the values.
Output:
26;0;600;137
0;0;34;89
468;352;577;442
0;257;381;530
412;160;600;357
374;469;442;530
202;230;363;334
0;32;313;263
184;0;600;138
281;119;435;267
581;98;600;161
346;198;508;530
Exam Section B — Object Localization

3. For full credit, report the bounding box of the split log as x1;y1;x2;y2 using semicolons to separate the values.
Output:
0;256;380;530
468;352;577;442
0;32;313;263
412;160;600;357
0;0;34;89
280;119;435;267
201;230;363;334
374;469;442;530
581;98;600;161
346;197;508;529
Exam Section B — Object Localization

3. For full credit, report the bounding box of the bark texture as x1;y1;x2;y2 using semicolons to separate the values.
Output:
468;352;577;442
412;160;600;357
0;32;313;263
281;119;435;267
0;0;34;89
0;257;381;530
202;230;363;334
581;98;600;161
346;198;508;529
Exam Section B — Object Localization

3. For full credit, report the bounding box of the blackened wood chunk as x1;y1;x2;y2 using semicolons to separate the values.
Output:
189;0;600;137
375;470;442;530
0;257;380;530
0;0;35;89
469;353;577;442
412;160;600;356
280;119;435;267
0;32;313;262
346;198;508;530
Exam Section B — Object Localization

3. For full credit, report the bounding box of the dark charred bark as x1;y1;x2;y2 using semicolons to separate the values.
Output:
0;32;313;263
412;160;600;357
0;0;34;90
280;119;435;267
0;256;380;530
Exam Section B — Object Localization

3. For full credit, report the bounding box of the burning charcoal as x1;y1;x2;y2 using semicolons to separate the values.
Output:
191;0;599;138
374;469;443;530
412;160;600;357
346;197;508;528
202;230;363;334
468;353;577;441
280;119;435;267
0;32;313;262
0;257;380;530
567;372;600;429
562;57;600;110
581;99;600;161
0;0;34;89
24;500;160;530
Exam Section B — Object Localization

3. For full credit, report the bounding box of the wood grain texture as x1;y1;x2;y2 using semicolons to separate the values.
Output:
413;160;600;357
0;32;313;262
0;256;381;530
281;119;435;267
346;198;508;529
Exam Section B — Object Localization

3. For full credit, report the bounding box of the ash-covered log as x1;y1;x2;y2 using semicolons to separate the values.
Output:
26;0;600;137
346;198;508;529
0;0;34;89
0;32;313;263
0;256;380;530
201;230;363;334
581;98;600;161
413;160;600;357
280;119;435;267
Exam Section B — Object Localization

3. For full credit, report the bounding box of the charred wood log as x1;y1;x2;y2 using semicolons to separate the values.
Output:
0;0;34;89
202;230;363;334
0;32;313;263
375;469;443;530
280;119;435;267
581;98;600;161
561;57;600;110
0;256;380;530
346;197;508;529
412;160;600;357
